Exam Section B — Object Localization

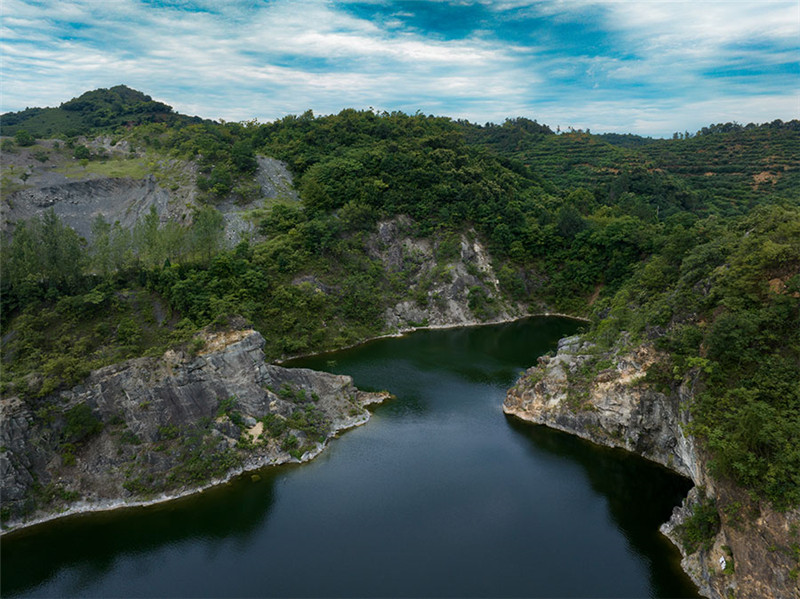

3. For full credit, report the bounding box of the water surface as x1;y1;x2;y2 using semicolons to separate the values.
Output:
1;317;698;597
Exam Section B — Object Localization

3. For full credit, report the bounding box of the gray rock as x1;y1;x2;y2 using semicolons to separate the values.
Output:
505;336;800;599
369;217;526;330
0;329;389;530
2;177;173;240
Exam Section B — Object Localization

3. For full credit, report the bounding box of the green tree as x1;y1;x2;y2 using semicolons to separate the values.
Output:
133;205;162;266
73;145;91;160
14;129;34;146
191;205;224;264
231;140;258;173
39;210;86;293
90;215;113;278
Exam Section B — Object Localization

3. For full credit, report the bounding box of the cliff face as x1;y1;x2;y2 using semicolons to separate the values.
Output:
0;328;389;531
1;137;297;246
504;335;800;599
368;217;527;329
504;335;701;480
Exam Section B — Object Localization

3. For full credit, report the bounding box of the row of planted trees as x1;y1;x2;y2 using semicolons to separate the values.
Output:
1;205;225;314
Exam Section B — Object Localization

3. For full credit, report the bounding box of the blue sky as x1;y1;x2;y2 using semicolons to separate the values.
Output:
1;0;798;136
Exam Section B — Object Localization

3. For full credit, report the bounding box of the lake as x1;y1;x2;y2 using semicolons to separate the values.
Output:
1;317;698;597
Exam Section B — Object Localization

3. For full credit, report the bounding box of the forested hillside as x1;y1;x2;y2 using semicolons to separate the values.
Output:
0;85;206;138
1;88;799;520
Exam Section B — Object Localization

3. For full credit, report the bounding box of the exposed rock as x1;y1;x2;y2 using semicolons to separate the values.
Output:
505;336;800;599
2;176;175;240
214;156;300;246
661;482;800;599
254;155;298;201
505;336;700;480
1;140;299;248
369;217;525;329
0;328;389;532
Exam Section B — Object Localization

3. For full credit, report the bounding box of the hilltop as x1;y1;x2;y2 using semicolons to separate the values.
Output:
0;85;208;138
1;87;799;598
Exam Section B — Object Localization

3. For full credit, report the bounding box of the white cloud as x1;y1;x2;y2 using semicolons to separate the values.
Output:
0;0;797;136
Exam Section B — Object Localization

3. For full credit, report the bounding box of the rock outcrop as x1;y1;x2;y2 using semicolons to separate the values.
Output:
504;335;701;480
504;335;800;599
1;137;298;246
369;217;527;329
3;176;175;240
0;328;389;532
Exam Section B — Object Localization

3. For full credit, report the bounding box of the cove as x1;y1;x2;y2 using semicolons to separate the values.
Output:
1;317;698;598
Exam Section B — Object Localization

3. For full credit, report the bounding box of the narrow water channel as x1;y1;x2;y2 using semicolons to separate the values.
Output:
1;317;698;598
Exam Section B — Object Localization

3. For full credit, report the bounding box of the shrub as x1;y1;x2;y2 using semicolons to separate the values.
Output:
679;493;721;553
281;434;299;452
14;129;34;146
63;403;102;443
263;413;287;437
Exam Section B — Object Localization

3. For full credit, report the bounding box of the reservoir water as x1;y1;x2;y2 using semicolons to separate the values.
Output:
1;317;698;597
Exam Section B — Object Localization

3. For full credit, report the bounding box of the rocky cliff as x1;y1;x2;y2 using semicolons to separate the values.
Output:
0;328;389;532
368;217;528;330
1;137;298;245
504;335;800;599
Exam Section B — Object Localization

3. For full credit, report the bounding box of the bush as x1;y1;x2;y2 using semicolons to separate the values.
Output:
281;434;299;452
263;413;287;437
678;493;721;553
14;129;34;146
63;403;102;443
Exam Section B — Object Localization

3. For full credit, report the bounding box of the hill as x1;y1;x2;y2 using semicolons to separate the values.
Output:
463;118;800;215
1;87;799;596
0;85;207;138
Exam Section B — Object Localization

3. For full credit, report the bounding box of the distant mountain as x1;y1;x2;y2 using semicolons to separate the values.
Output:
0;85;208;138
462;117;800;210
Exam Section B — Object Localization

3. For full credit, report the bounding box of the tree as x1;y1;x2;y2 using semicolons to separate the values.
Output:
191;206;224;264
133;205;162;266
231;140;258;173
556;204;586;238
90;215;113;277
39;209;85;293
14;129;34;146
4;210;86;300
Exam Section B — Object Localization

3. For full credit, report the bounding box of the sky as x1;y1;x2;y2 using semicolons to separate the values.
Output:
1;0;798;137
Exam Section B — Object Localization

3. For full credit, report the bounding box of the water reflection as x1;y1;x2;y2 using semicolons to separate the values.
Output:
2;470;278;596
288;317;583;390
506;417;698;598
2;317;699;598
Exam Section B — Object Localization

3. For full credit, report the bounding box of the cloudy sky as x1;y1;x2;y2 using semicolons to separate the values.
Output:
1;0;798;136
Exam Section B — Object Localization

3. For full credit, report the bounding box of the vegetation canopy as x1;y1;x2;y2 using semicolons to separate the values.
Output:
1;88;799;510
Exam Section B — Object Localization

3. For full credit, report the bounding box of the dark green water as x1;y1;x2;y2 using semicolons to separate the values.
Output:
1;317;698;598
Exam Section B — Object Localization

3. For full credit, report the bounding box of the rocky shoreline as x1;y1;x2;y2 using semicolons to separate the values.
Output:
0;328;391;535
504;334;800;599
0;400;383;536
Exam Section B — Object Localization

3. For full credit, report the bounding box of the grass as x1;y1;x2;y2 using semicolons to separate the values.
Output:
81;157;152;179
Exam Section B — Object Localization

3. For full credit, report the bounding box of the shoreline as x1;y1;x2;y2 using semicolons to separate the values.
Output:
0;401;383;537
277;310;591;364
2;312;587;536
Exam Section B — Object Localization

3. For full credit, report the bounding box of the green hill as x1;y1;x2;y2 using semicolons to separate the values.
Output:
0;85;206;138
463;118;800;215
1;87;799;518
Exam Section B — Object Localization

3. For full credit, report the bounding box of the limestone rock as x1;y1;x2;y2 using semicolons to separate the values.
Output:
505;335;800;599
0;329;389;531
369;217;525;329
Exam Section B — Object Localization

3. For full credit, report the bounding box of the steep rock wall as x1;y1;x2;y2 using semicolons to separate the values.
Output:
1;139;297;246
504;335;800;599
2;176;174;240
0;329;388;532
369;217;526;329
